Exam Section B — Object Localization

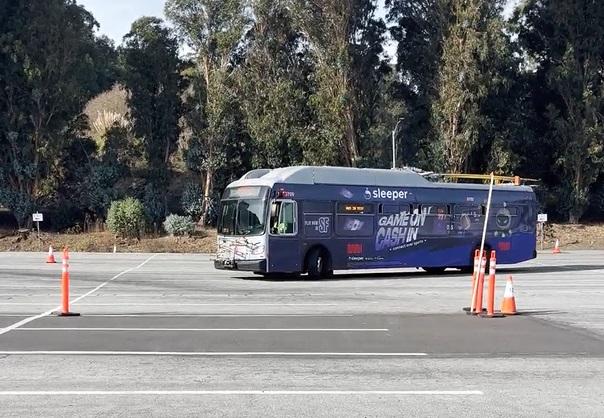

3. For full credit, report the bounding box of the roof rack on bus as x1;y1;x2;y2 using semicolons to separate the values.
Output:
433;173;539;186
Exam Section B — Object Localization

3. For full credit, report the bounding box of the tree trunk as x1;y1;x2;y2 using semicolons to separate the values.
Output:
568;211;580;224
200;169;213;227
344;105;359;167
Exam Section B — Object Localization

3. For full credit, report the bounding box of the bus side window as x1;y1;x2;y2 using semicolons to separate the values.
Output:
420;204;450;236
271;201;297;235
489;205;519;232
379;203;399;214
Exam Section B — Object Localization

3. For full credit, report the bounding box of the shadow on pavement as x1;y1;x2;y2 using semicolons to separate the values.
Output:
236;264;604;282
500;265;604;274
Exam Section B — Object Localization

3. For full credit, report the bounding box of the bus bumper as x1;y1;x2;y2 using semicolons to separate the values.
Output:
214;259;267;273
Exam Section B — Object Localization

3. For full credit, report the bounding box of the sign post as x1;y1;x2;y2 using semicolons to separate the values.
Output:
32;212;43;239
471;173;495;314
537;213;548;251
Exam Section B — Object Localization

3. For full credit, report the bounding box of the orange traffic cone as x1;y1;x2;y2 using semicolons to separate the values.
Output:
55;248;79;317
501;276;517;315
46;246;56;264
552;239;561;254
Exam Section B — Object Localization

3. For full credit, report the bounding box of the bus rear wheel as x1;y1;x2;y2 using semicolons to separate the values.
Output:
305;248;332;280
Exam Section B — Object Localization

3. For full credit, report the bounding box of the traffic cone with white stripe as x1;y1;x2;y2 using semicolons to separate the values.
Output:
481;251;504;318
54;247;79;317
552;239;561;254
46;246;56;264
501;275;517;315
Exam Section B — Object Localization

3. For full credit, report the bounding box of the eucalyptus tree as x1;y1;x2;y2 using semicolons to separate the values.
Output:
238;0;312;169
386;0;450;168
0;0;115;227
120;17;182;228
291;0;387;167
514;0;604;223
165;0;250;224
432;0;513;173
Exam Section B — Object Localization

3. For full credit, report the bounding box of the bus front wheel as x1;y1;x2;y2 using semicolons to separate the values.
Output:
305;248;332;280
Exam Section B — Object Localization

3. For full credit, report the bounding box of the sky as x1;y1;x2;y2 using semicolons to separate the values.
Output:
78;0;521;60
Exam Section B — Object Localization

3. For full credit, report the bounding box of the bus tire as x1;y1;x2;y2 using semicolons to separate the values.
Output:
305;247;331;280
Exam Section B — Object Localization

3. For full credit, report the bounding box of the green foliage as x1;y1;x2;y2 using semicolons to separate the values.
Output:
0;0;116;227
515;0;604;222
142;183;166;230
1;0;604;227
386;0;450;169
120;17;181;181
181;182;204;219
293;0;388;167
0;177;35;228
166;0;251;224
163;214;195;236
432;0;511;173
106;197;146;238
238;0;311;168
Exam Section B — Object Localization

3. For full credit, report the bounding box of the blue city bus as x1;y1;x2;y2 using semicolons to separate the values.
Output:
214;166;537;278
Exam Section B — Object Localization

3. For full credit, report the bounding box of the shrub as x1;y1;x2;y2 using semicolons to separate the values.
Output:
163;214;194;236
143;183;166;232
181;182;203;219
106;197;146;238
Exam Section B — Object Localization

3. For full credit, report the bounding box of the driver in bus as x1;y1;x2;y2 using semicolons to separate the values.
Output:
238;201;260;234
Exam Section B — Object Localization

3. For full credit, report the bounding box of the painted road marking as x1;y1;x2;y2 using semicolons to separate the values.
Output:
0;390;482;396
0;286;93;289
0;351;427;357
78;314;355;317
17;327;389;332
69;303;340;306
0;255;158;336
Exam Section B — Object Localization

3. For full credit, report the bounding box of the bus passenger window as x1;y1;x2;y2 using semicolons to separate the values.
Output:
270;201;297;235
381;204;399;214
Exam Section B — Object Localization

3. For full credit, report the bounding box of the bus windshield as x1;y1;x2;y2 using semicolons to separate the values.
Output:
219;199;267;236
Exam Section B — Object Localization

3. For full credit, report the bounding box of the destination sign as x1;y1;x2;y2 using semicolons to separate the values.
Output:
338;203;374;214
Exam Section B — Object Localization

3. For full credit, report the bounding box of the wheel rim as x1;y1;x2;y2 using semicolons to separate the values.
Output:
316;256;323;274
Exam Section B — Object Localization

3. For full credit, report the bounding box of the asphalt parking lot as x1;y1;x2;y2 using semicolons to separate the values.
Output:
1;250;603;417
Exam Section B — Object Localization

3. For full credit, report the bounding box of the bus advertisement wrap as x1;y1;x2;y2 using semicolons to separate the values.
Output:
215;166;537;277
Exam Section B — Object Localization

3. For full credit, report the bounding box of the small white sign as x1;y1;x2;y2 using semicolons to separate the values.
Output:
32;212;43;222
537;213;548;223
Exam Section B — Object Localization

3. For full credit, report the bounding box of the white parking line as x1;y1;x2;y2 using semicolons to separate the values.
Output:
0;255;158;336
80;314;355;317
0;390;482;396
0;286;93;289
70;303;339;306
17;328;389;332
0;351;427;357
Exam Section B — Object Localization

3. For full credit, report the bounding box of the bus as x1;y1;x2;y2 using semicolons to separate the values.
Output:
214;166;537;278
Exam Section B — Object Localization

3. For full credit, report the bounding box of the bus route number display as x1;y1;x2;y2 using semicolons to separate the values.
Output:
338;203;373;214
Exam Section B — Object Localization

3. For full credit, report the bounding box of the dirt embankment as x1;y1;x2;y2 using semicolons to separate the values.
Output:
0;229;218;253
0;224;602;253
541;223;604;250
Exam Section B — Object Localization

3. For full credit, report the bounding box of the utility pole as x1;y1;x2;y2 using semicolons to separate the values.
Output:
392;118;404;169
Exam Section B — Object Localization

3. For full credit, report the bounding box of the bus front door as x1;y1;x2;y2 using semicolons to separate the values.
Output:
268;200;301;274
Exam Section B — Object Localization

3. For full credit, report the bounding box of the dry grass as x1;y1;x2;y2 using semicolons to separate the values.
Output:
542;223;604;250
0;230;217;253
1;223;602;253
